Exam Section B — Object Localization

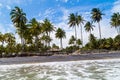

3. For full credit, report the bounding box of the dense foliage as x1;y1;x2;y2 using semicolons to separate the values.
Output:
0;6;119;57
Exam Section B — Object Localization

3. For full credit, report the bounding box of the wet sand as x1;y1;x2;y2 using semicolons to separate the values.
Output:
0;53;120;65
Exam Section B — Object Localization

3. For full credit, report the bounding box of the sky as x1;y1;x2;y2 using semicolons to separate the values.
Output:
0;0;119;47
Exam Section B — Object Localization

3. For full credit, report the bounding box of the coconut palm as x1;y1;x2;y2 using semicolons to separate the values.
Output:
68;13;77;39
10;6;27;51
29;18;41;50
84;21;94;34
110;12;120;35
89;34;97;49
4;33;16;54
68;35;76;46
0;32;5;46
77;15;84;47
4;33;15;45
0;33;5;56
42;18;54;46
91;8;104;39
114;35;120;49
41;35;52;47
76;39;82;47
55;28;66;49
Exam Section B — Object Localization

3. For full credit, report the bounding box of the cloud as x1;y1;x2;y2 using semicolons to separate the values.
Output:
111;0;120;13
6;5;11;10
64;0;68;3
56;0;69;3
38;8;56;20
0;3;2;7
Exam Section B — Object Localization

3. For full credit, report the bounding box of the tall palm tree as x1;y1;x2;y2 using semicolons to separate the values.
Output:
110;12;120;35
77;15;84;47
29;18;41;50
10;6;27;51
91;8;104;40
84;21;94;34
55;28;66;49
42;18;54;46
68;13;77;39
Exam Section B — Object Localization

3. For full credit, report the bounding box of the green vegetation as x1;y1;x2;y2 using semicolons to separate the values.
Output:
0;6;119;58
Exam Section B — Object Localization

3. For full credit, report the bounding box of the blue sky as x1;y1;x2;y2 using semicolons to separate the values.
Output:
0;0;119;47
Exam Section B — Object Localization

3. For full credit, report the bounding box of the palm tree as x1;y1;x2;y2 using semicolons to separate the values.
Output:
42;18;54;46
55;28;66;49
91;8;104;40
77;15;84;47
110;12;120;35
0;33;5;56
10;6;27;51
4;33;16;54
29;18;41;50
76;39;82;47
89;34;97;49
0;32;5;47
114;35;120;49
68;13;77;39
68;35;76;46
41;35;52;46
84;21;94;34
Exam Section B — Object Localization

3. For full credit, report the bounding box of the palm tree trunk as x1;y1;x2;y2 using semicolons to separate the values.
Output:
35;36;39;51
116;27;120;35
60;38;63;49
98;22;102;40
90;29;91;35
46;32;49;47
118;26;120;35
80;24;83;47
75;26;77;40
98;22;102;53
48;32;50;47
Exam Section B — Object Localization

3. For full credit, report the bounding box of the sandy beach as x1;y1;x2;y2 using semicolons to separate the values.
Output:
0;52;120;65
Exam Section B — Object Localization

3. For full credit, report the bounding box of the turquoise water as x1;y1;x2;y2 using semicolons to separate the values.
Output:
0;59;120;80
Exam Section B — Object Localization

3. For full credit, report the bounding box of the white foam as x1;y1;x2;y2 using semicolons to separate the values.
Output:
0;58;120;80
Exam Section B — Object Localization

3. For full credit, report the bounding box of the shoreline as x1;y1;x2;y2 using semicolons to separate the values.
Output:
0;52;120;65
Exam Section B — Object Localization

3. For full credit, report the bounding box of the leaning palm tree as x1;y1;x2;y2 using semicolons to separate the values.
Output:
77;14;84;47
68;13;77;39
10;6;27;51
55;28;66;49
84;21;94;34
110;12;120;35
91;8;104;40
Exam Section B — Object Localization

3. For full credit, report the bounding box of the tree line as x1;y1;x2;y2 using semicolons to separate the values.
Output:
0;6;119;57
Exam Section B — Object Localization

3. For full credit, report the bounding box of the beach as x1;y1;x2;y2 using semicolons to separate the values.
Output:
0;52;120;65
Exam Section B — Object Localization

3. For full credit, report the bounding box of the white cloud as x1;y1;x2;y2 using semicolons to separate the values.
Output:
56;0;69;3
111;0;120;13
6;5;11;10
64;0;68;3
38;8;56;20
0;3;2;7
61;8;69;22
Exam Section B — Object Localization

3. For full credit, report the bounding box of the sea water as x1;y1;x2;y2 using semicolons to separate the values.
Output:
0;59;120;80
